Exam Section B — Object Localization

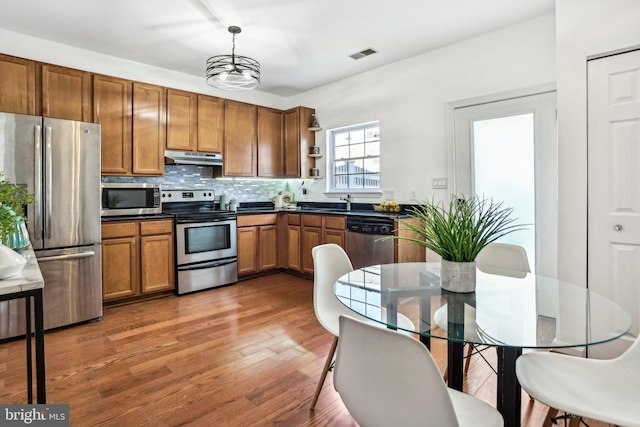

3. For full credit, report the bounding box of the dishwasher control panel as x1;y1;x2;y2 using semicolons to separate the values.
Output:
346;217;395;235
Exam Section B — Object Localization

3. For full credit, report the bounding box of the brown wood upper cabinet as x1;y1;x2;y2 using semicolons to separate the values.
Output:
197;95;224;153
224;100;257;177
166;88;197;151
0;53;36;115
258;107;284;177
96;78;165;176
94;74;132;175
42;64;92;121
284;106;315;178
132;82;165;175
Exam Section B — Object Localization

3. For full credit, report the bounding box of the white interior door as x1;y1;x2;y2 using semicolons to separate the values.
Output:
588;50;640;355
452;92;557;277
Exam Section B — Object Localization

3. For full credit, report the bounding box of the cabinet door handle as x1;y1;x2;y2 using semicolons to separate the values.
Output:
614;224;623;231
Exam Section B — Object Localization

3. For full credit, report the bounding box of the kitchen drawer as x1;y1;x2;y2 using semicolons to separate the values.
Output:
102;221;136;239
302;214;322;228
287;214;301;226
237;213;278;227
140;219;173;235
323;216;346;230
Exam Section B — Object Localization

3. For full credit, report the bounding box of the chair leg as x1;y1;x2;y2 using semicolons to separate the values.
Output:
542;407;559;427
464;344;473;373
310;336;339;410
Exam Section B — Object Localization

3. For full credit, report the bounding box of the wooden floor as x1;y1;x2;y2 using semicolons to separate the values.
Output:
0;273;610;426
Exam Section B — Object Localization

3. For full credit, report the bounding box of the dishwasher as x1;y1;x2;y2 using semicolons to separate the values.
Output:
346;216;395;269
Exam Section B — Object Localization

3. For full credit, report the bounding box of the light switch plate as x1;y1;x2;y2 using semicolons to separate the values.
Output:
432;177;448;189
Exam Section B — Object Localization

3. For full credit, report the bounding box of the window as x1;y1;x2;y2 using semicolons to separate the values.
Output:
328;121;380;192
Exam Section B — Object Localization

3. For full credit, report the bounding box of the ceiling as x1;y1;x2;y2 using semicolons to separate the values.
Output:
0;0;554;97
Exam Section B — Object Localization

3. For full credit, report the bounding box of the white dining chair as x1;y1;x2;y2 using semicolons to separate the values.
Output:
516;336;640;427
309;243;415;410
334;315;504;427
435;242;531;378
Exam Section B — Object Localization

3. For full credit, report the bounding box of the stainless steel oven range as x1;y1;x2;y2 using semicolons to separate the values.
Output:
162;189;237;295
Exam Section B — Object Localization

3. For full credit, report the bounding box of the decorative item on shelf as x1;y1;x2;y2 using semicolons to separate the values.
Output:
0;172;35;252
0;242;27;279
310;168;320;177
381;195;525;293
308;114;322;131
206;26;260;92
309;146;321;155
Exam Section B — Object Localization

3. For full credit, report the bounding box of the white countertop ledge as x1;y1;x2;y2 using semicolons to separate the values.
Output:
0;248;44;296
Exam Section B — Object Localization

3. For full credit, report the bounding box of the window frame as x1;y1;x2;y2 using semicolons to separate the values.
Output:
325;120;382;195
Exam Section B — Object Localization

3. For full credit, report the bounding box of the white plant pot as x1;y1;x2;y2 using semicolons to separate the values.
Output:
440;259;476;293
0;243;27;279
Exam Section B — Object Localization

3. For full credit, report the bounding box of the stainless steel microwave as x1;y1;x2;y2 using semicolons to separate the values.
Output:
101;183;162;216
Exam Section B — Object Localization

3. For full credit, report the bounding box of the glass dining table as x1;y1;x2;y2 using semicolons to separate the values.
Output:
333;262;632;427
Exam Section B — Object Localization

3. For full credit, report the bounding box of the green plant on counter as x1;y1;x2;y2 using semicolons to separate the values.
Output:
382;194;526;262
0;172;35;244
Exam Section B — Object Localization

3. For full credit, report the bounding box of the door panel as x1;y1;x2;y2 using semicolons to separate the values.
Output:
44;118;101;248
452;92;557;277
588;50;640;343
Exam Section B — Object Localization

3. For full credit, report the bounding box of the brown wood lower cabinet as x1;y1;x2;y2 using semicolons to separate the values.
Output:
288;214;346;275
102;219;174;302
237;214;279;276
242;212;421;278
286;214;301;271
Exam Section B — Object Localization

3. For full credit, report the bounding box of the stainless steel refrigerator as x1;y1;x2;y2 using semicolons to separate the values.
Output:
0;112;102;339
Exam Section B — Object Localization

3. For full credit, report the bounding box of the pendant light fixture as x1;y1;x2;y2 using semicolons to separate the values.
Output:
206;26;260;91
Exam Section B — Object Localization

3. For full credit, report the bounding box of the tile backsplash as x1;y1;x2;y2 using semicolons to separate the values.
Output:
102;165;290;202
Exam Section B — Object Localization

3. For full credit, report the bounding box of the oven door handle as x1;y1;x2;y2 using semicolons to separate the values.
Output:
177;258;237;271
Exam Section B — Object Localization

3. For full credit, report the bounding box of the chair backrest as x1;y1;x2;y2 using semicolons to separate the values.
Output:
476;242;530;276
311;244;354;336
334;315;460;427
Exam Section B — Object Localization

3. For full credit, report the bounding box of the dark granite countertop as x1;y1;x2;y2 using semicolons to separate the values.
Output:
236;201;415;219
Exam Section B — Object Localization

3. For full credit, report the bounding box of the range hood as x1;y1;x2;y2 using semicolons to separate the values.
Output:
164;150;223;166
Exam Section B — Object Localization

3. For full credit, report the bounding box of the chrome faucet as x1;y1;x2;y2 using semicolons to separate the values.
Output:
340;194;352;211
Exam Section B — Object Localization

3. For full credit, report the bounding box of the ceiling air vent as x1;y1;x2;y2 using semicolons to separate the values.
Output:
350;48;377;60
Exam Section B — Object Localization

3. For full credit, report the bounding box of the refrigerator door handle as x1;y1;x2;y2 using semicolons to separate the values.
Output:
45;126;53;239
37;251;96;263
34;125;43;237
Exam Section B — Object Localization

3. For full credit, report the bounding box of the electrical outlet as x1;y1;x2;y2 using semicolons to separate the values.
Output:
384;190;394;200
409;189;417;200
432;177;448;189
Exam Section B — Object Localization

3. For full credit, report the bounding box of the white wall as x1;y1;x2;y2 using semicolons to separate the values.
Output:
289;13;556;205
556;0;640;285
0;28;287;110
1;14;557;207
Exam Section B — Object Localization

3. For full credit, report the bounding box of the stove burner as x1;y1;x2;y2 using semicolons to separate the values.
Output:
161;189;236;223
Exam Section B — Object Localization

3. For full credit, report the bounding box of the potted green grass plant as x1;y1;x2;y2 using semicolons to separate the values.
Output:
389;194;525;292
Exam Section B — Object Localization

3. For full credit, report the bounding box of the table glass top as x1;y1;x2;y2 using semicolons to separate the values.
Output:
334;262;632;349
